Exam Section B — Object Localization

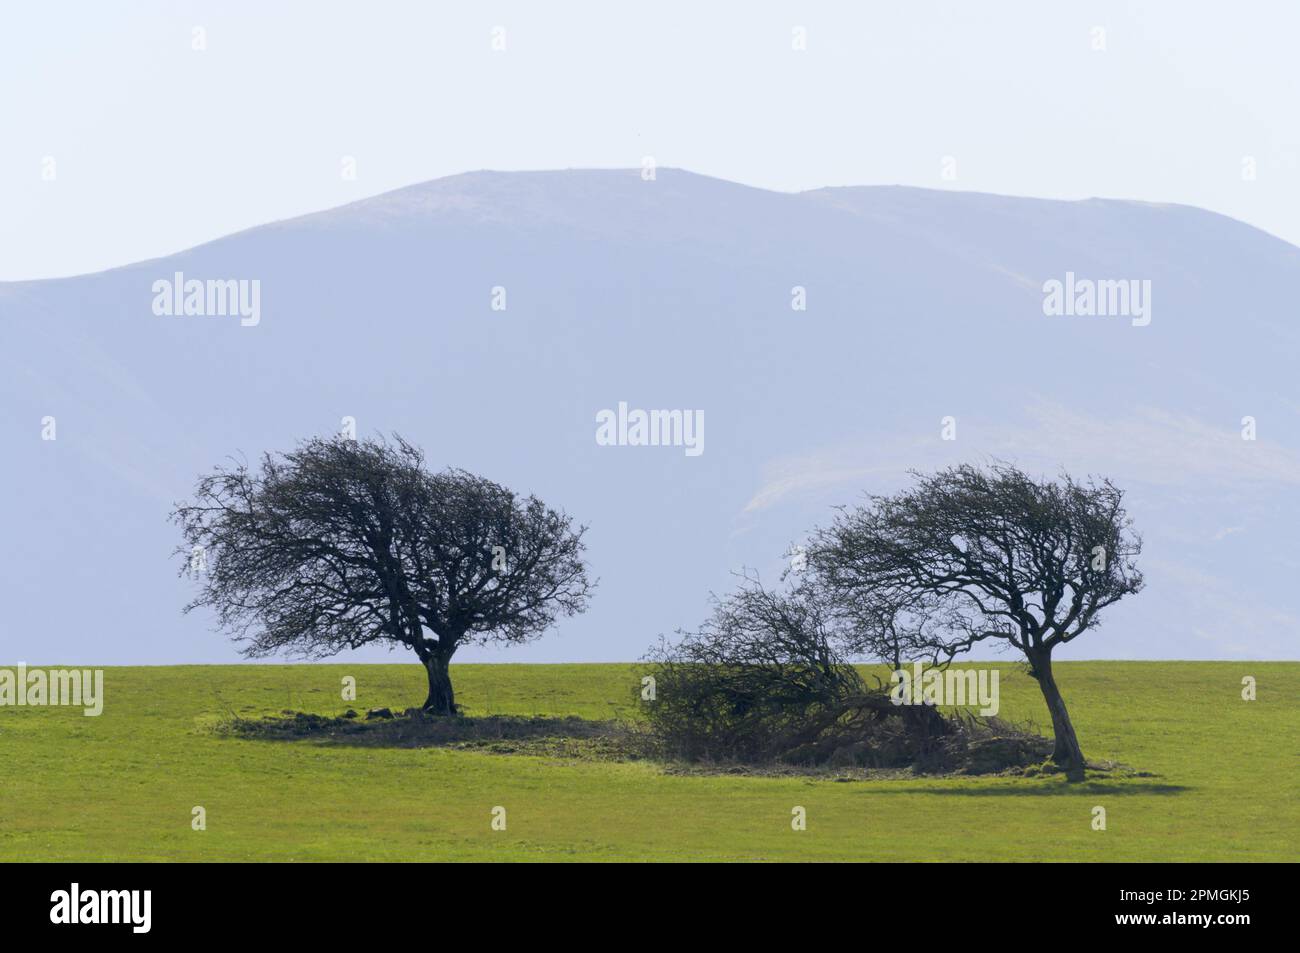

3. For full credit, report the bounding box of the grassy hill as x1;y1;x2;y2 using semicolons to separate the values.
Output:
1;662;1295;861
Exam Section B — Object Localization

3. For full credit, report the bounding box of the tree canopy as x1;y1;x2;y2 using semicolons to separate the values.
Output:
172;435;593;712
805;462;1143;778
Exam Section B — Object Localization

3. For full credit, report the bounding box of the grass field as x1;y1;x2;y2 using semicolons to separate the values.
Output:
1;662;1296;861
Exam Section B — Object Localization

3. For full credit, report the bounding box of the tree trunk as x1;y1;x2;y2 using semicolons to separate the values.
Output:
1028;650;1085;781
422;652;457;715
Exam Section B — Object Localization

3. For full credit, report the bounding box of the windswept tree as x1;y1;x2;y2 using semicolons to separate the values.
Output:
806;462;1143;781
644;572;868;762
644;572;981;769
172;435;593;714
800;576;937;673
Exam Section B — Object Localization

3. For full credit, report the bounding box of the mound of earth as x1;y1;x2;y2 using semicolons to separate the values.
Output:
216;704;1064;777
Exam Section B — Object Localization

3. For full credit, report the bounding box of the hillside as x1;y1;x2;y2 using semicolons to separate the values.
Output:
2;170;1298;664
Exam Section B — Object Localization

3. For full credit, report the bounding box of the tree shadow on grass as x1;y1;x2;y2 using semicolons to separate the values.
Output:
215;709;644;758
212;711;1174;790
886;778;1190;796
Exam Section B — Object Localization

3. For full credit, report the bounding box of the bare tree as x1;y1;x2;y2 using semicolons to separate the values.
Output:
815;583;938;672
172;435;593;713
644;571;956;766
644;572;866;761
805;462;1143;780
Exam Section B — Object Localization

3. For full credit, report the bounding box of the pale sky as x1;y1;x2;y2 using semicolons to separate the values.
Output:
2;0;1297;281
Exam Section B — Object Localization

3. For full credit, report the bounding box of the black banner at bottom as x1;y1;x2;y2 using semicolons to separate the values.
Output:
0;861;1287;939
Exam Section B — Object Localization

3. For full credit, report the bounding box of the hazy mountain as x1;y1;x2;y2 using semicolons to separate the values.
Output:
3;168;1298;664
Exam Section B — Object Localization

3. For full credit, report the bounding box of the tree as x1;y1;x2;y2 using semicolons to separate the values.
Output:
644;571;958;767
805;462;1143;781
172;435;593;714
797;569;936;673
644;572;870;762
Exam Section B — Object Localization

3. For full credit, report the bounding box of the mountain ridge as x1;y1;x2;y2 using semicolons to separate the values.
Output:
2;168;1296;664
7;168;1295;289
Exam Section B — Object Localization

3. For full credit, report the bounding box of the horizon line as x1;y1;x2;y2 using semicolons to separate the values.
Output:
3;165;1279;286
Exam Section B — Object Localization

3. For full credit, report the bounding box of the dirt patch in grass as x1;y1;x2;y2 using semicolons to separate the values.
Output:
212;708;1120;780
216;709;647;759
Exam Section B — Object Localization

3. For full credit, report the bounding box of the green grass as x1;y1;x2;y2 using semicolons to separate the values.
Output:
1;662;1296;861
